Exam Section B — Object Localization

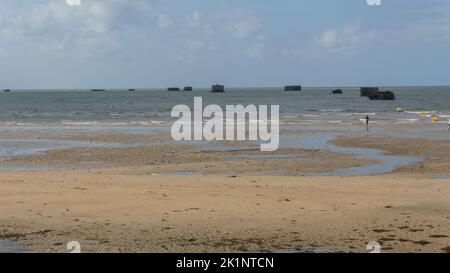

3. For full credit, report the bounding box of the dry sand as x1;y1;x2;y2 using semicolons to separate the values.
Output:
1;171;449;253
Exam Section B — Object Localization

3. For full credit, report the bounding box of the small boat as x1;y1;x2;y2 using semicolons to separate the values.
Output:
183;86;193;91
128;89;136;92
168;87;181;91
4;89;11;92
91;89;106;92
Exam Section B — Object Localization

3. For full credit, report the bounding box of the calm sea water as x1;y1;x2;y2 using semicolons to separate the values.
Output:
0;86;449;125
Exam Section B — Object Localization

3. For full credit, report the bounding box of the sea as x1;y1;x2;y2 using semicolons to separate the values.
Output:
1;86;449;126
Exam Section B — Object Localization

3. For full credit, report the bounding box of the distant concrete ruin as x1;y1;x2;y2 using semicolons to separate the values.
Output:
331;89;343;94
368;91;396;100
211;85;225;93
168;87;181;91
360;87;395;100
360;87;379;97
284;85;302;91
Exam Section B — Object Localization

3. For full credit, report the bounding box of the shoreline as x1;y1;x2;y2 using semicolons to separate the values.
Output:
1;123;449;177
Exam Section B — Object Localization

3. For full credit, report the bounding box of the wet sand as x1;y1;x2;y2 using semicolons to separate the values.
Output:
0;135;378;175
333;136;450;177
0;240;29;253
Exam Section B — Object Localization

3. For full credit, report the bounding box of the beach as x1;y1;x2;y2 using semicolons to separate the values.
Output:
0;89;450;253
0;119;450;253
1;172;450;253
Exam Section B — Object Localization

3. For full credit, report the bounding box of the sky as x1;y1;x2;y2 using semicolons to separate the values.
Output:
0;0;450;88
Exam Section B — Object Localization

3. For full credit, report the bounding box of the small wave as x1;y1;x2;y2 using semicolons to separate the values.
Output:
109;112;126;116
397;119;419;123
59;120;167;126
68;112;91;116
131;121;166;125
302;114;321;117
61;121;100;126
338;112;377;116
318;109;345;113
405;111;438;115
0;121;34;126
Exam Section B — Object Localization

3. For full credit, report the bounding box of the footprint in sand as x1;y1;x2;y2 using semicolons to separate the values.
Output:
429;235;448;238
372;229;393;233
442;247;450;253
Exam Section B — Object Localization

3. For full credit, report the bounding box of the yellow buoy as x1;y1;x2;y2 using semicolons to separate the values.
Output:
431;116;439;123
396;107;404;112
419;112;427;117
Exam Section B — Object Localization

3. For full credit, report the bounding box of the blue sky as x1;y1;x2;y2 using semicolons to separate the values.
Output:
1;0;450;88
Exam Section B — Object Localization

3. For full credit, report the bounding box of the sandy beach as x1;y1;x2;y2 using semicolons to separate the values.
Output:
1;123;450;253
1;172;449;253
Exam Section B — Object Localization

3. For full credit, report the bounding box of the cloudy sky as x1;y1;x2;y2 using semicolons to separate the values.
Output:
1;0;450;88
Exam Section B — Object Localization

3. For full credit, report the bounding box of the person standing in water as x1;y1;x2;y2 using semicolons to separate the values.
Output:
365;115;370;130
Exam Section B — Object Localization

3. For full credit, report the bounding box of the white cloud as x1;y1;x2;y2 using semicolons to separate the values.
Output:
165;9;267;59
0;0;155;57
0;2;270;62
256;33;266;41
224;10;264;40
185;39;204;51
186;11;201;28
245;43;265;58
157;14;172;29
315;23;376;55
